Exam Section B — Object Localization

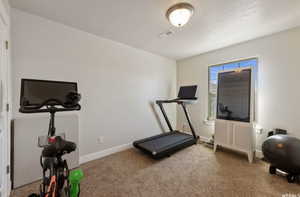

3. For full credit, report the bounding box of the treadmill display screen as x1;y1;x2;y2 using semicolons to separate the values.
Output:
178;85;197;99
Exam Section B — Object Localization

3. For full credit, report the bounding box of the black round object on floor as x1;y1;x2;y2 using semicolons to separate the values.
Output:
262;135;300;181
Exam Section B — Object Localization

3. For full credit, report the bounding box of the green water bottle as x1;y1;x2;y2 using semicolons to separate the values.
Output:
69;169;84;197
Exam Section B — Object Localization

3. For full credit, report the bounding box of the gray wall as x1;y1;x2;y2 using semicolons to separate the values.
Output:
11;9;177;158
177;26;300;151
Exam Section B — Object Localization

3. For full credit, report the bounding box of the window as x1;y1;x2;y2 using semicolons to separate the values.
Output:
208;58;258;120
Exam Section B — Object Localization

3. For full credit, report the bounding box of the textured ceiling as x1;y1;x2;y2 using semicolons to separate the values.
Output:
10;0;300;60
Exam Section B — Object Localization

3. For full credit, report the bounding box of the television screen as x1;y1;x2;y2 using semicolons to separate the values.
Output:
217;69;251;122
178;85;197;99
20;79;78;107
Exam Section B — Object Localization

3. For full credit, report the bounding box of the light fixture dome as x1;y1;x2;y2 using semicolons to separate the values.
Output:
166;2;194;27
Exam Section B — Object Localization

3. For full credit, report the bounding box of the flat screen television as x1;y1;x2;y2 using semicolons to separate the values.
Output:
217;69;251;122
20;79;78;107
178;85;198;99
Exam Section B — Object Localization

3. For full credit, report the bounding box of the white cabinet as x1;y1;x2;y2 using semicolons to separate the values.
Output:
214;119;255;163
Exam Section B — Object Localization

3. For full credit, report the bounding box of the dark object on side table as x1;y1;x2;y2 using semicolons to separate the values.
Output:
268;128;287;137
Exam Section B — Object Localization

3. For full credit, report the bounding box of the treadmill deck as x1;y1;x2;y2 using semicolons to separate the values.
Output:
133;131;197;158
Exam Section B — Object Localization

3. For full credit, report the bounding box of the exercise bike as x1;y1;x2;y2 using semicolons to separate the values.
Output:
19;79;83;197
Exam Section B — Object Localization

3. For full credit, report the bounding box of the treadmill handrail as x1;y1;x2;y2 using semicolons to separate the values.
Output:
155;99;198;139
156;98;197;104
156;102;174;131
180;103;197;139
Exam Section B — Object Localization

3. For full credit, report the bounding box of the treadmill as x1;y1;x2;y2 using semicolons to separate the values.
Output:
133;85;199;159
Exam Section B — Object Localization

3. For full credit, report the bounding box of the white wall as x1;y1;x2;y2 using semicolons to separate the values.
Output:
177;26;300;150
11;9;177;157
1;0;9;15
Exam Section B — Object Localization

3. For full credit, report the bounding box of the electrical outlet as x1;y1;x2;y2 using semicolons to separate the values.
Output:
97;136;104;144
256;128;263;134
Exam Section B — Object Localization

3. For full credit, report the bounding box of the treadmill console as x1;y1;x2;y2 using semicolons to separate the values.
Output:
178;85;198;100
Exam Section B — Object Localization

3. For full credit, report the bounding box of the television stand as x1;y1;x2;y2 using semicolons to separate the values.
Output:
214;119;255;163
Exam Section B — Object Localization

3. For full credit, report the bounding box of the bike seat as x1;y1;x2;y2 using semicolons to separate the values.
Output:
42;136;76;157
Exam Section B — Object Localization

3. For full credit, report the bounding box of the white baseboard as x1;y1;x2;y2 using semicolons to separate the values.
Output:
199;136;211;143
255;150;263;159
79;143;132;164
7;180;11;197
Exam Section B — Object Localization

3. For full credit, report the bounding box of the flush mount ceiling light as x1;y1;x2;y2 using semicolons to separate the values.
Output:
166;2;194;27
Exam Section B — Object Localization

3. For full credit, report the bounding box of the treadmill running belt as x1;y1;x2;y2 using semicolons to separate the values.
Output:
137;132;193;153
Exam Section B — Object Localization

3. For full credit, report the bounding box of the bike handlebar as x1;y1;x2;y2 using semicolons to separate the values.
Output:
19;98;81;113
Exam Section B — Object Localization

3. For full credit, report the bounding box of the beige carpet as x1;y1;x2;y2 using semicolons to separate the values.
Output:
11;144;300;197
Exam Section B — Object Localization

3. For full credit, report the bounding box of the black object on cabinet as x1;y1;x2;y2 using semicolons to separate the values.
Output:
217;69;251;122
